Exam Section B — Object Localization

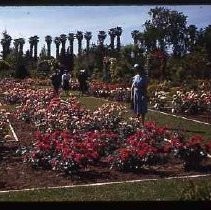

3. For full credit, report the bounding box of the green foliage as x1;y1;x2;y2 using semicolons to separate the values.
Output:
0;60;11;71
203;25;211;59
39;45;48;60
175;66;186;82
4;49;18;68
165;46;211;82
37;60;51;76
0;60;12;78
92;67;103;81
185;46;210;79
144;6;187;55
14;64;29;79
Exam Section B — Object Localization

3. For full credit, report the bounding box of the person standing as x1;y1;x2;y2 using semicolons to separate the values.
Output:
50;69;62;97
77;69;89;96
61;70;71;95
131;64;148;127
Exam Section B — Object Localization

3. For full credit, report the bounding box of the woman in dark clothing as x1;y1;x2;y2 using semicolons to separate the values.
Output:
50;69;62;97
78;69;88;95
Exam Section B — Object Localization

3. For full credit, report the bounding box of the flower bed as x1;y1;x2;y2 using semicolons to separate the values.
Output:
0;78;211;191
0;109;9;144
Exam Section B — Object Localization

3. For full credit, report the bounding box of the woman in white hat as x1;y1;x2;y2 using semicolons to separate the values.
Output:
131;64;148;127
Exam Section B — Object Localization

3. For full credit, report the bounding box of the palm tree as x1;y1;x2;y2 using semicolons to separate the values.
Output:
60;34;67;56
115;26;122;51
45;35;52;57
108;28;116;50
54;37;61;59
33;36;39;60
131;30;141;59
1;31;12;60
76;31;83;56
18;38;25;56
97;31;107;71
131;30;140;46
29;36;34;58
68;33;75;55
13;39;19;54
98;31;107;48
84;31;92;54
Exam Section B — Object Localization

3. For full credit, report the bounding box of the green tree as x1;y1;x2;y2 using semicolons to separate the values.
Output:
18;38;25;56
143;7;188;56
29;36;34;58
54;37;61;59
203;25;211;60
28;35;39;60
60;34;67;57
108;28;117;51
115;26;122;52
84;31;92;54
1;31;12;60
76;31;83;56
33;35;39;60
68;33;74;55
39;45;47;60
45;35;52;58
186;24;198;53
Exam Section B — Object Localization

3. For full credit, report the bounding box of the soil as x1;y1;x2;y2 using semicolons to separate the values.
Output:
0;118;211;191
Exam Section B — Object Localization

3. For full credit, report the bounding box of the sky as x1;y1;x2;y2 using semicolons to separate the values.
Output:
0;5;210;57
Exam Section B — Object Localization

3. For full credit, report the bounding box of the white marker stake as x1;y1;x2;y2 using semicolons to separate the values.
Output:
7;119;19;142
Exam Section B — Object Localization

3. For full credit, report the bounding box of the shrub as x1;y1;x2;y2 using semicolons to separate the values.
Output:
0;60;11;71
14;64;29;79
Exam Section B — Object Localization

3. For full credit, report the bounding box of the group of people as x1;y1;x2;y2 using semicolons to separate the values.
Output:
50;63;148;127
50;67;71;96
50;67;89;97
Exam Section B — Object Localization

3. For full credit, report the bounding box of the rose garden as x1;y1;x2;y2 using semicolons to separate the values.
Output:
0;7;211;201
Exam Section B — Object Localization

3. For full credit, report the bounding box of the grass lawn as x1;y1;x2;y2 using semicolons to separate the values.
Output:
0;176;211;201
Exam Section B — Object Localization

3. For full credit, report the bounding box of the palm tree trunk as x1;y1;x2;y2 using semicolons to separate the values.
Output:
56;44;60;59
117;35;121;51
19;44;23;56
69;40;74;55
110;36;115;50
30;44;33;58
86;40;90;54
34;43;38;60
61;42;66;56
47;43;51;57
78;40;82;55
2;45;6;60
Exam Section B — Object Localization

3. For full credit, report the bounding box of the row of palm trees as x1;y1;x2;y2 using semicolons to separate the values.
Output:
1;27;124;60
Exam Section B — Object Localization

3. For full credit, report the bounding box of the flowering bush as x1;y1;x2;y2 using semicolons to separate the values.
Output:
150;90;170;111
106;122;176;171
2;78;211;175
171;90;211;115
176;135;208;170
0;109;9;143
88;81;131;102
24;130;119;174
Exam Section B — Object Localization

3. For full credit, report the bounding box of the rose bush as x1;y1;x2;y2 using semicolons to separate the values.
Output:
1;78;211;175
